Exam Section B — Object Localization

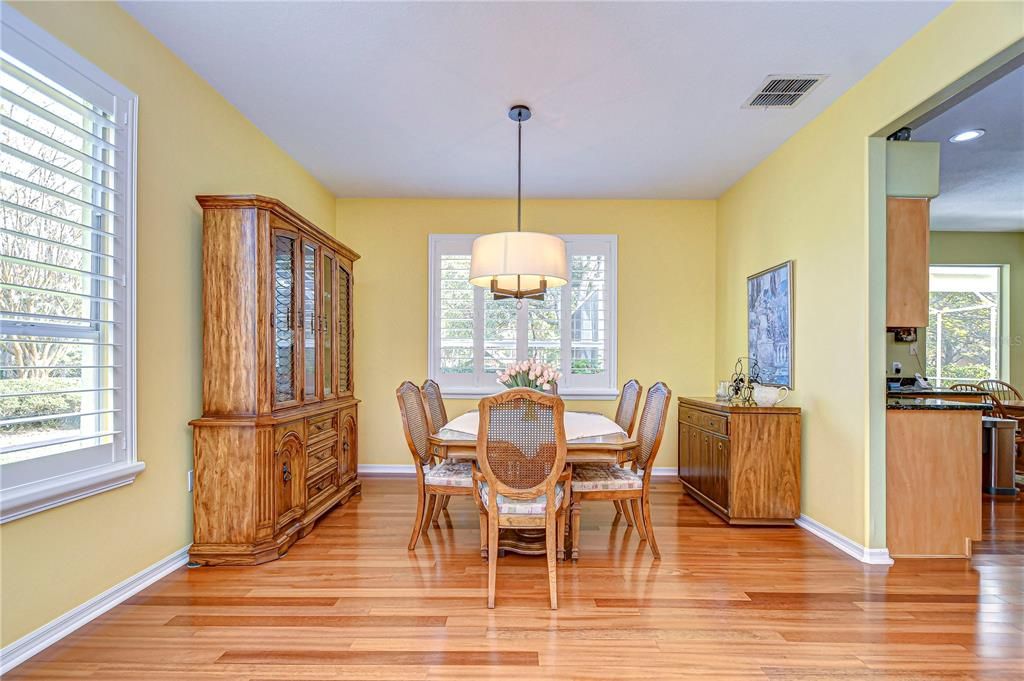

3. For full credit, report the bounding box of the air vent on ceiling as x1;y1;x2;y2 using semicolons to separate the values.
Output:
743;74;827;109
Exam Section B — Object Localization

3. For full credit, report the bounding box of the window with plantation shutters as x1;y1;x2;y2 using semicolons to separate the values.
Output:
428;234;617;399
0;7;140;523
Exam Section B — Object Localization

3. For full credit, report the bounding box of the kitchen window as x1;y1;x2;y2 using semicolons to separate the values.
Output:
0;7;140;523
428;234;617;398
926;265;1005;387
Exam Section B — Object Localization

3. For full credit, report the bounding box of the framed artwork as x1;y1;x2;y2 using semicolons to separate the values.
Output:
892;327;917;343
747;260;793;388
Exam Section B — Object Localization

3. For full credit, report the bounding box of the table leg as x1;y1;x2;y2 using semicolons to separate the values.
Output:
570;492;582;561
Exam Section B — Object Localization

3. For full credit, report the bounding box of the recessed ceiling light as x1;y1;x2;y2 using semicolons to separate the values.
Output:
949;129;985;143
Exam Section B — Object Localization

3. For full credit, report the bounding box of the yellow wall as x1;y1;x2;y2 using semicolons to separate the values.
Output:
715;1;1023;546
0;2;335;647
335;199;717;468
886;231;1024;387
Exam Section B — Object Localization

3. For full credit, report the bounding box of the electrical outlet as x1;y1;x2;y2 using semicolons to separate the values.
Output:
187;469;194;492
892;361;902;374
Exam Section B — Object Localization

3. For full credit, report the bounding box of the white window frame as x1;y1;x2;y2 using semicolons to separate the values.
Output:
0;6;141;523
428;233;618;399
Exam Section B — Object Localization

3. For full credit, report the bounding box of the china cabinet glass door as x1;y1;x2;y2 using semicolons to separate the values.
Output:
272;231;300;407
322;251;336;399
337;261;352;394
302;240;320;401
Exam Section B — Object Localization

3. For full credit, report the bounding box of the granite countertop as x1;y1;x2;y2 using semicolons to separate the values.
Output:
886;398;990;411
886;387;987;397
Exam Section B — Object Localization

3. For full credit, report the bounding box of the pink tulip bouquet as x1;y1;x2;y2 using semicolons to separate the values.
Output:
497;359;561;392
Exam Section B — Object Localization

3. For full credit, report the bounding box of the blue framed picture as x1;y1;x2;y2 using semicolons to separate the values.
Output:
747;260;793;388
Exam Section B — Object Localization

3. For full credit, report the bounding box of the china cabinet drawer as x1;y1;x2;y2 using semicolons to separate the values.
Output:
306;411;337;444
306;466;339;509
307;439;338;478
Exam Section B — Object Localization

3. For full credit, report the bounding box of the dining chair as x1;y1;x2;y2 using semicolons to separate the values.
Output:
571;382;672;560
396;381;474;550
949;383;1014;419
611;379;642;523
472;388;570;609
420;379;454;518
975;379;1023;403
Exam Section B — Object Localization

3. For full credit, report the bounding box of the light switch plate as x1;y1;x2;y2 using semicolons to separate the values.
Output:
892;361;902;374
187;469;194;492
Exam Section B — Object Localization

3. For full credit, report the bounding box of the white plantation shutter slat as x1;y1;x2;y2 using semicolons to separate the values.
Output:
0;58;118;127
1;88;118;152
1;143;118;193
1;199;118;236
0;114;118;173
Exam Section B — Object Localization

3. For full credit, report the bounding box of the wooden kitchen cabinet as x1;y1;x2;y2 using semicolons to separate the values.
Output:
678;397;801;524
886;197;930;328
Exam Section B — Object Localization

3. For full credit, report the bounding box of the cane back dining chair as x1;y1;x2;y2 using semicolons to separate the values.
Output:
396;381;473;550
472;388;570;609
571;382;672;560
611;379;643;522
420;379;454;519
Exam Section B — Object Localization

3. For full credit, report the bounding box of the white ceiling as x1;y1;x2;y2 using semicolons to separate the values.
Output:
122;1;949;199
914;66;1024;232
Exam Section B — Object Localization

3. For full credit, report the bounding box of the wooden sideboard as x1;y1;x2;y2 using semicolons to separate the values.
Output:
189;195;360;566
677;397;801;524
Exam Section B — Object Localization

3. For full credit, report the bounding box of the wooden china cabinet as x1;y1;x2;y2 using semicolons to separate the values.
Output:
189;195;360;566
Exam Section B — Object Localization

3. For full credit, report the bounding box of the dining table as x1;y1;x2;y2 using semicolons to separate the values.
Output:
427;410;637;559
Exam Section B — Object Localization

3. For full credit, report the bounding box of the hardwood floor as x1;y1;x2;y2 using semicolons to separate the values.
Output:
8;478;1023;680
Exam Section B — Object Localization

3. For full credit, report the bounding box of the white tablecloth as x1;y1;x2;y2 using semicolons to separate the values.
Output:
444;410;625;441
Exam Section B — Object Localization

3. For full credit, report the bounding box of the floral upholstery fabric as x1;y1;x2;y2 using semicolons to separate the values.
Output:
571;463;643;491
423;461;473;488
479;482;565;514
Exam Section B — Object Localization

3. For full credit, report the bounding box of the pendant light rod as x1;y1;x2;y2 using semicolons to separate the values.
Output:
517;118;522;232
509;105;531;232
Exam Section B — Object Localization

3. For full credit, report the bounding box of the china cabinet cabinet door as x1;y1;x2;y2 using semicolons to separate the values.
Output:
271;230;300;409
322;251;337;400
337;261;353;395
301;239;320;401
339;406;358;483
274;423;305;531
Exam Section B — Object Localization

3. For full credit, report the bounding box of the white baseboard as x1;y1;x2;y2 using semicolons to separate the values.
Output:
796;514;893;565
0;544;190;674
360;464;679;477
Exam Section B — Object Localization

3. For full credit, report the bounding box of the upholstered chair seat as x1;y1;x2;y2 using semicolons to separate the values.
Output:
423;461;473;488
478;481;565;514
571;463;643;492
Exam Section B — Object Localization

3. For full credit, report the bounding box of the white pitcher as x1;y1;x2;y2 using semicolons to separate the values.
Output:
752;384;790;407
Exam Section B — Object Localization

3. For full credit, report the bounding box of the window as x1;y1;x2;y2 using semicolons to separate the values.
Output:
429;234;617;398
926;265;1004;387
0;7;140;523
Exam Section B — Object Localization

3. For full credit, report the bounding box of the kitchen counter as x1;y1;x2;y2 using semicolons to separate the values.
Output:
887;398;991;411
887;387;987;398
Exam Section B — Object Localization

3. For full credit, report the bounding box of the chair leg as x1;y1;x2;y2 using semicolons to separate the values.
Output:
631;498;647;541
570;493;582;561
642;493;660;559
431;495;445;525
442;495;452;511
556;508;566;561
613;500;623;517
478;512;488;560
487;516;499;609
621;499;635;527
422;494;437;536
408;488;426;551
546;515;558;610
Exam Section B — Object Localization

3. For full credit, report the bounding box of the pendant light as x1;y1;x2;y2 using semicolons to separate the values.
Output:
469;105;568;301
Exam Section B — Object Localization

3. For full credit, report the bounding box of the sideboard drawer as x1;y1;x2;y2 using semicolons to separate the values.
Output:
679;406;729;436
307;411;338;445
